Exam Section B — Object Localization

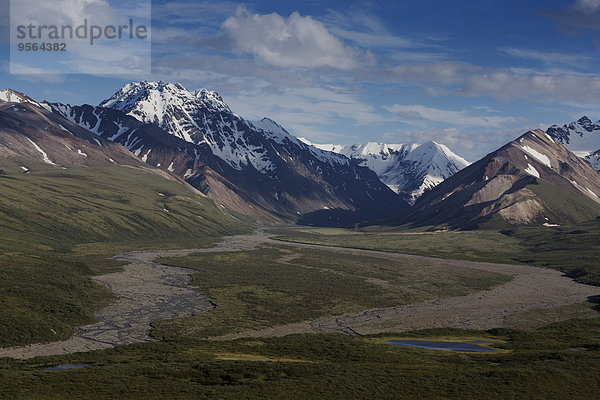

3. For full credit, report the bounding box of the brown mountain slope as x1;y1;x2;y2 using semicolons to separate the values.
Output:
0;101;140;172
386;129;600;230
0;96;274;219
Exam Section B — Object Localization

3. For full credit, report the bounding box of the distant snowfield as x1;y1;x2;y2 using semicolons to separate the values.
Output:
307;140;470;203
547;117;600;159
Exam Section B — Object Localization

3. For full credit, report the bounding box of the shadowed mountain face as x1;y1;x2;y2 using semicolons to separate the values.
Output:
0;89;248;243
386;129;600;230
0;96;142;174
587;150;600;171
48;81;407;223
546;117;600;157
546;116;600;172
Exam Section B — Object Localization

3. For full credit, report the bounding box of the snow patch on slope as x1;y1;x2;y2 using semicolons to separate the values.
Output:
26;137;56;165
524;163;540;178
521;145;552;168
0;89;37;105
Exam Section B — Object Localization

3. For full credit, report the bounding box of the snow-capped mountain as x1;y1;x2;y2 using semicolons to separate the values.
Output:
98;81;347;174
100;82;270;172
0;89;35;104
586;150;600;171
390;129;600;230
50;81;407;223
98;81;352;173
305;140;470;204
546;117;600;162
0;95;143;174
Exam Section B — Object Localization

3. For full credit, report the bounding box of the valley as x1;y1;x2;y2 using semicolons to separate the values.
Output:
2;84;600;398
2;229;598;362
4;0;600;396
1;227;600;399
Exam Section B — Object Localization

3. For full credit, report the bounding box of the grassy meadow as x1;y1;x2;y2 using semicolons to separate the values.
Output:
152;244;509;339
1;166;600;398
1;319;600;399
0;166;250;347
270;220;600;286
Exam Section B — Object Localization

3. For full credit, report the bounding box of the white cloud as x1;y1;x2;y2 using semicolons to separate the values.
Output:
385;104;519;128
499;47;591;68
4;62;65;83
461;70;600;102
383;126;530;161
10;0;151;75
390;62;479;87
575;0;600;11
471;105;500;113
221;7;360;69
323;9;441;51
228;85;385;127
389;62;600;103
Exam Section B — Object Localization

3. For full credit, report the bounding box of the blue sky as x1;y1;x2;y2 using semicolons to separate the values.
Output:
2;0;600;159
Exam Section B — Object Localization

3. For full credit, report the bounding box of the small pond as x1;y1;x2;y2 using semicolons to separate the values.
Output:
43;364;92;371
386;340;497;353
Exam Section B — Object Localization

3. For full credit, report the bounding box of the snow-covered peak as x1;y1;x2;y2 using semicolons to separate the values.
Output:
586;150;600;171
100;81;233;126
405;141;469;166
101;81;189;125
0;89;40;106
546;116;600;157
192;88;230;112
340;142;413;159
249;117;299;145
576;116;594;130
311;140;469;203
329;143;414;176
101;81;181;109
313;142;414;164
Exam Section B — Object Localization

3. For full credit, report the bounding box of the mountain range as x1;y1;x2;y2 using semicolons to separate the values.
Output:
0;90;143;173
2;83;408;225
389;129;600;230
0;88;250;248
546;116;600;170
304;140;470;204
2;84;600;230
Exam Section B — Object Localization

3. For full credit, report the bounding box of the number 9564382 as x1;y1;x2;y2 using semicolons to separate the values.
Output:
17;42;66;52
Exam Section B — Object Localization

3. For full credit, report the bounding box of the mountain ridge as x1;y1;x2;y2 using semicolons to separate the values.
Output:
546;116;600;160
48;81;408;223
306;139;470;204
386;129;600;230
